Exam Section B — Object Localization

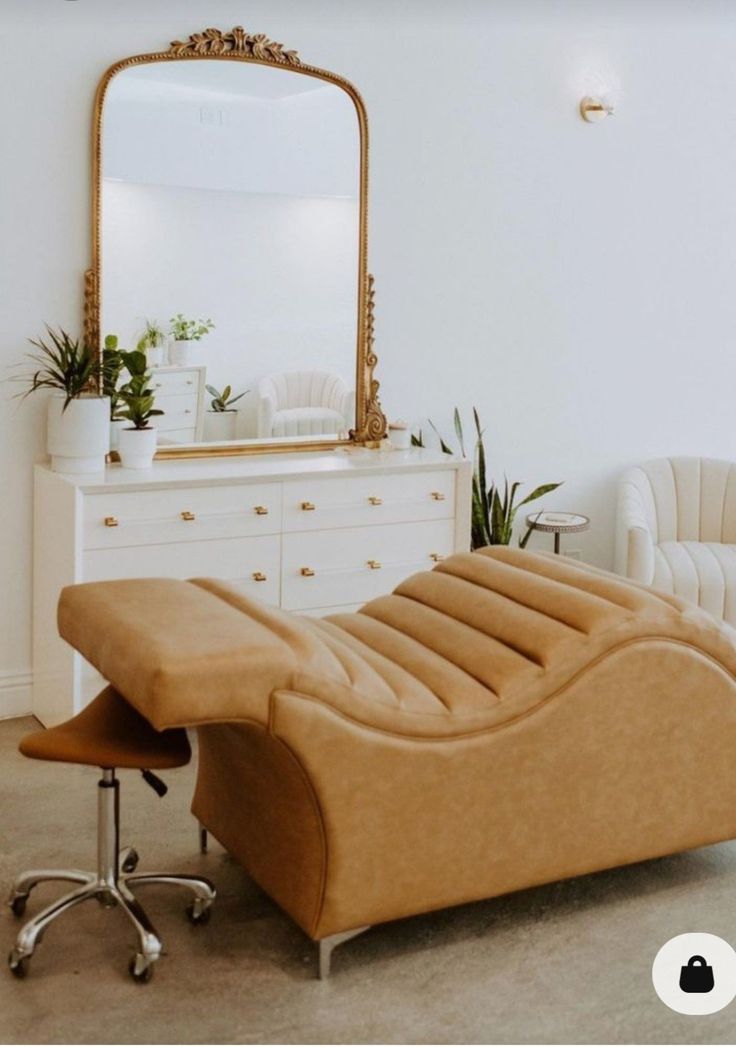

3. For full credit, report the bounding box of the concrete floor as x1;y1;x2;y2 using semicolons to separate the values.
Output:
2;716;736;1044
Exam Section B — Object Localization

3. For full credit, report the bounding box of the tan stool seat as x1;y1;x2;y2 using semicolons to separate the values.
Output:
19;685;190;770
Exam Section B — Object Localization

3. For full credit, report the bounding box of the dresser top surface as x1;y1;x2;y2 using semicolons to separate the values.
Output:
36;447;468;493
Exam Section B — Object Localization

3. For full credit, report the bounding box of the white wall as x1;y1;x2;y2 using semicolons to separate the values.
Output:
3;0;736;715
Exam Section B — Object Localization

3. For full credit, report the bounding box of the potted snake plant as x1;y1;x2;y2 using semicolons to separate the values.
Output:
117;350;164;468
203;383;247;441
15;326;110;473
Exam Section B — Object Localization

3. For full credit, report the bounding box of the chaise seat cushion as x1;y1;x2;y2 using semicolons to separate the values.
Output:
57;547;736;738
653;541;736;625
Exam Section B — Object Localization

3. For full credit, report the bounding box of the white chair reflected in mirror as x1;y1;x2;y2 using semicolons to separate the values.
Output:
257;371;355;438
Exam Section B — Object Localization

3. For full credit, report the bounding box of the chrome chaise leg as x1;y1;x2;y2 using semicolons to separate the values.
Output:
317;926;371;979
8;769;216;983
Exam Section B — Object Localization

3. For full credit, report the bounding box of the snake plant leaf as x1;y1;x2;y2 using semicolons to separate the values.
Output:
517;482;563;508
453;407;466;458
428;419;453;456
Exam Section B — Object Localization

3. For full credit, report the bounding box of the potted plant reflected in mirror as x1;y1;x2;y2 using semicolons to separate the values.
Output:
203;383;247;442
117;350;164;469
168;314;214;367
136;319;166;368
102;333;128;452
14;326;110;473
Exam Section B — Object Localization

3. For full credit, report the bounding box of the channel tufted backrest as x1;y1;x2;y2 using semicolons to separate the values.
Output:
619;457;736;544
260;371;350;412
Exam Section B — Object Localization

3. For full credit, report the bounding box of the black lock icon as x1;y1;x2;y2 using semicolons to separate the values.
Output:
680;955;714;993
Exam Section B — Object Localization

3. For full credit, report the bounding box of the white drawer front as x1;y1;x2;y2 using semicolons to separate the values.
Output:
151;370;201;396
283;469;455;532
83;535;280;605
84;483;282;549
282;519;454;611
153;393;199;432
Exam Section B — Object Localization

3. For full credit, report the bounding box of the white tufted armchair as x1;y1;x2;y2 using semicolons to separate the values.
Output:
615;457;736;625
256;371;355;439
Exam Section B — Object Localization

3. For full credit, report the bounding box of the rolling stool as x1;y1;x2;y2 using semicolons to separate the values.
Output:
7;686;216;983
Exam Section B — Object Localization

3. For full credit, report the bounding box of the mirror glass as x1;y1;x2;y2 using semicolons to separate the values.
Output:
100;60;361;447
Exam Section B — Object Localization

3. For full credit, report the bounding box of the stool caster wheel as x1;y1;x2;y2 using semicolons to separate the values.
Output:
120;848;139;874
186;899;212;925
9;895;27;918
8;950;30;979
128;954;154;984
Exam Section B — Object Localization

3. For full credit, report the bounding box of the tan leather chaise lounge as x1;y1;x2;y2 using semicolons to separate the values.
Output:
57;547;736;976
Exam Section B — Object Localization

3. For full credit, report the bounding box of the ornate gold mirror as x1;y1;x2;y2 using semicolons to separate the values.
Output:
87;27;385;457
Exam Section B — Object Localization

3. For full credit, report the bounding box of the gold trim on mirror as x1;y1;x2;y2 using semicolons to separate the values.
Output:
87;26;386;459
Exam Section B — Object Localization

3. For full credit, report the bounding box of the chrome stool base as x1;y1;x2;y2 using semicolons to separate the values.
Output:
7;769;215;983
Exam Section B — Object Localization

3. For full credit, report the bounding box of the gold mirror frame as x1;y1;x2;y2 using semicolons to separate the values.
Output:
85;26;386;457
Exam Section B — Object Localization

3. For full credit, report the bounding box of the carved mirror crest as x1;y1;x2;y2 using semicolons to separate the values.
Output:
87;27;386;457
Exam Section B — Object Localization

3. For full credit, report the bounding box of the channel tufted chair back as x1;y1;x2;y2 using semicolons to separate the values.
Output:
615;456;736;624
256;371;354;438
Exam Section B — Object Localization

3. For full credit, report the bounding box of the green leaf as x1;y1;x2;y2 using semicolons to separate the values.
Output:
517;482;563;508
453;407;466;458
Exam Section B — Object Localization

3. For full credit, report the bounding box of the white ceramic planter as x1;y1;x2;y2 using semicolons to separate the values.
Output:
168;339;199;366
110;418;128;452
47;393;110;474
389;426;411;449
146;344;166;368
203;411;238;442
117;426;157;469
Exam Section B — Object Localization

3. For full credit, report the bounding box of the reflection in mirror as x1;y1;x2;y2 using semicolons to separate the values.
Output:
100;60;360;447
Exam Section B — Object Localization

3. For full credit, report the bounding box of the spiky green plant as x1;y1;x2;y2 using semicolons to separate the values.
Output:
118;350;164;430
136;319;166;352
425;407;562;549
15;327;97;411
206;383;248;412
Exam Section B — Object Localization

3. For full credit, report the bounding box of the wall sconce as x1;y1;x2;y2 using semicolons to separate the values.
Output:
579;96;614;123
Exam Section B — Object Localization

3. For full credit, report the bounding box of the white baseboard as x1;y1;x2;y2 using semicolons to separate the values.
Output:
0;671;32;720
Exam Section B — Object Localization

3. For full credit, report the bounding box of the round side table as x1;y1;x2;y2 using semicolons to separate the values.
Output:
525;511;590;555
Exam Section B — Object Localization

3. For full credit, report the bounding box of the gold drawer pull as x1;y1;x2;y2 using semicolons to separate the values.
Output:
300;567;315;577
368;496;383;506
367;559;382;570
181;511;196;521
252;572;267;582
430;552;444;562
104;516;119;528
430;491;446;501
254;505;269;515
301;501;316;511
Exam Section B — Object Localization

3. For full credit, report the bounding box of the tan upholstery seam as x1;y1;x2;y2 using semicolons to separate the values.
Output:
267;693;329;939
270;636;736;742
428;568;592;635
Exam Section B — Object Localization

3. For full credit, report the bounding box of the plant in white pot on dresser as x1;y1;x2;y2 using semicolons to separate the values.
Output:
168;314;214;366
136;318;167;368
15;326;109;473
204;383;247;441
117;350;163;468
102;334;127;452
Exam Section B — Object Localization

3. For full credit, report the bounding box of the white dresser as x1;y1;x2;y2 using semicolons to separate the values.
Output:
150;365;206;443
33;448;472;725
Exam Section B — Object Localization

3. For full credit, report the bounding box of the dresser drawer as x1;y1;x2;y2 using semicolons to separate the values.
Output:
283;470;455;533
84;483;282;549
282;519;455;611
151;370;201;396
153;394;199;432
83;534;280;605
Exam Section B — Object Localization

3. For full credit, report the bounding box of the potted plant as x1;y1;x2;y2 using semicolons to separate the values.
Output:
15;326;109;473
168;314;215;366
203;383;247;441
136;319;167;368
102;333;127;452
420;407;562;549
117;350;164;468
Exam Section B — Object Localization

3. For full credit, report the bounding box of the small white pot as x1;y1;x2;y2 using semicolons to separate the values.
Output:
47;393;110;474
109;418;127;452
117;426;157;469
168;339;199;366
389;427;411;449
146;344;166;368
203;410;238;442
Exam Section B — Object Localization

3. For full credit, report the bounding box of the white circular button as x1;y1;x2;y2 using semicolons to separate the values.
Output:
652;933;736;1015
